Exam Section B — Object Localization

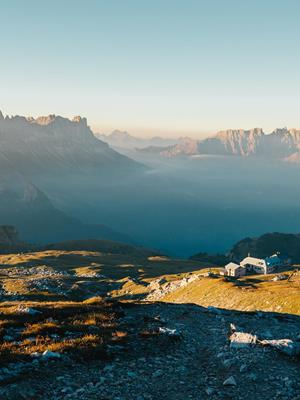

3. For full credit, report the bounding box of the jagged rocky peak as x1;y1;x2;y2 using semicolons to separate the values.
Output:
278;128;300;144
32;114;88;127
272;127;289;135
216;127;264;139
72;116;87;125
0;111;88;128
0;110;141;174
215;128;264;155
0;111;95;142
34;114;57;125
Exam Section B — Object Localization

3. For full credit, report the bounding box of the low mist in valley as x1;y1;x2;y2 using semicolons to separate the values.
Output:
47;156;300;257
1;113;300;257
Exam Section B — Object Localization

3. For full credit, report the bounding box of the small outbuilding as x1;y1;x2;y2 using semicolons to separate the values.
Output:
225;262;246;278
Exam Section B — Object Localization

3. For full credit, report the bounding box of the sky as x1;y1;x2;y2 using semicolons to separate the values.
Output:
0;0;300;138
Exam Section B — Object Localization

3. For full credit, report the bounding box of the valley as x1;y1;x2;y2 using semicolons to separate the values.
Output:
3;111;300;256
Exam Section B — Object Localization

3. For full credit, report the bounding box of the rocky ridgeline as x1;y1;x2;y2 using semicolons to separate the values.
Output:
143;127;300;162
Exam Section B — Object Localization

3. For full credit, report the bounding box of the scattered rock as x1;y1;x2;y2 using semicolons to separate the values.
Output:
158;326;181;338
260;339;300;357
205;387;216;395
42;350;61;360
127;371;137;378
230;332;257;349
152;370;163;378
223;358;235;369
247;373;257;382
239;364;248;373
223;376;237;386
16;305;41;315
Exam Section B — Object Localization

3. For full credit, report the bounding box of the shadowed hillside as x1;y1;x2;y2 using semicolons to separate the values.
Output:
230;232;300;262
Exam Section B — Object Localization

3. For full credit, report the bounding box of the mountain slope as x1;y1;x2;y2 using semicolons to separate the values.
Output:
229;232;300;262
42;238;157;257
0;112;144;245
151;270;300;314
0;112;141;175
0;166;130;245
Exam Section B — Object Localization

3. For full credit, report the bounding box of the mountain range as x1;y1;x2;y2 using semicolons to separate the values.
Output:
0;112;142;244
97;129;178;151
2;110;300;256
0;112;140;175
136;128;300;161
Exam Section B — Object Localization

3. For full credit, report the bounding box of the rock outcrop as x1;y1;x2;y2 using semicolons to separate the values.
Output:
0;112;141;175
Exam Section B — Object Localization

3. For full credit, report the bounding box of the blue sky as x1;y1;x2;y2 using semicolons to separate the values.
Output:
0;0;300;137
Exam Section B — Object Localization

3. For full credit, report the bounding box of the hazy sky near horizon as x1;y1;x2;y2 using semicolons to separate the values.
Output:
1;0;300;138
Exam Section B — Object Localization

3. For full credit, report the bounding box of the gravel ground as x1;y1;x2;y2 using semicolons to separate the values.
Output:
1;302;300;400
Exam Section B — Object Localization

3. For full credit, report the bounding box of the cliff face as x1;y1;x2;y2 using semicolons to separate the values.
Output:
149;127;300;160
212;128;264;155
0;112;141;175
197;127;300;159
160;137;199;157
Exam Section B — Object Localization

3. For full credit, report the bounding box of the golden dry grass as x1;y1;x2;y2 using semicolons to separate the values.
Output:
0;299;125;365
0;250;209;281
161;272;300;315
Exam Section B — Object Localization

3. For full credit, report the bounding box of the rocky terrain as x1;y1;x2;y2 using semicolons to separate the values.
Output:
0;246;299;399
1;301;299;400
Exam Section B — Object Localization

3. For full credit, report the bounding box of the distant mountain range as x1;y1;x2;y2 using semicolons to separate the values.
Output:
136;128;300;162
97;129;178;151
0;112;140;175
2;110;300;256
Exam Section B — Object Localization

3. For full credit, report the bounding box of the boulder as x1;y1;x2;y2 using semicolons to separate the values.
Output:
229;332;257;349
223;376;237;386
260;339;300;357
42;350;61;360
16;305;41;315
